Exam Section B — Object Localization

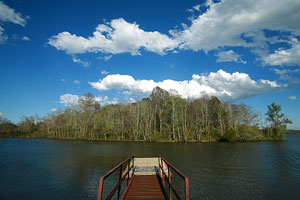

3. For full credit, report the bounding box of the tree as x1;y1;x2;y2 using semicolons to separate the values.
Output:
0;114;18;137
18;116;36;135
208;97;224;139
266;102;292;139
78;93;100;138
2;89;289;142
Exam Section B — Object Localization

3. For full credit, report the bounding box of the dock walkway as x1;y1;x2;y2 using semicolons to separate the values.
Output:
97;155;189;200
124;175;165;200
123;157;166;199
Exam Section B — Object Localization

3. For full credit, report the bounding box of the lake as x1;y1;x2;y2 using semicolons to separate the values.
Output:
0;135;300;200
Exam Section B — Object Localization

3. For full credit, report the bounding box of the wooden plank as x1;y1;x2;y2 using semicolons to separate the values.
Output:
123;175;166;200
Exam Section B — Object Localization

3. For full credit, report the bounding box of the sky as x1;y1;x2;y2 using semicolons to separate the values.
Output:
0;0;300;129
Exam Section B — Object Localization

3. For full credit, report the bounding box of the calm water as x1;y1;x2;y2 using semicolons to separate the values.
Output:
0;135;300;200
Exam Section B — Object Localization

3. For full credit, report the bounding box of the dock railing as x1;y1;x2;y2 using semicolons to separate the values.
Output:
158;154;189;200
97;155;135;200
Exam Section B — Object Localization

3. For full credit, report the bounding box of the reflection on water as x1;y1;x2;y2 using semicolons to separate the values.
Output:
0;135;300;200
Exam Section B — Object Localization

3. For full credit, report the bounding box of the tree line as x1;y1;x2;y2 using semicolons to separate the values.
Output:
287;129;300;134
0;87;292;142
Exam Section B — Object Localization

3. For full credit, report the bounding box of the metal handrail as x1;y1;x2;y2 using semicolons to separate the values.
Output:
97;155;134;200
158;154;189;200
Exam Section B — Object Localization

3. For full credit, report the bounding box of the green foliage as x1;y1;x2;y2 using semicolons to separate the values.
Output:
0;117;18;137
2;88;291;142
287;129;300;134
220;128;237;142
266;102;292;140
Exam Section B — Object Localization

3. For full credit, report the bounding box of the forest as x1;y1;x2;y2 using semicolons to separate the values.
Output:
0;87;292;142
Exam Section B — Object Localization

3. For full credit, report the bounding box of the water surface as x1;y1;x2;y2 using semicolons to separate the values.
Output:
0;135;299;199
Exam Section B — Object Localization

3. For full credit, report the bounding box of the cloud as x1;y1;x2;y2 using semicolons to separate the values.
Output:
101;70;109;75
104;55;112;61
72;56;90;67
0;1;27;43
51;108;58;112
48;0;300;67
59;93;118;106
176;0;300;52
61;78;66;82
127;98;136;103
0;26;7;43
95;96;118;105
89;69;285;102
288;95;297;100
193;5;201;11
173;0;300;66
273;68;300;83
262;38;300;66
22;36;30;41
216;50;246;64
59;94;79;106
74;80;80;84
0;1;26;26
49;18;178;55
99;55;113;61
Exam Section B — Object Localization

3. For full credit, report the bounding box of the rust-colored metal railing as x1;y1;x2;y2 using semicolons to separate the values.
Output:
97;155;135;200
158;154;189;200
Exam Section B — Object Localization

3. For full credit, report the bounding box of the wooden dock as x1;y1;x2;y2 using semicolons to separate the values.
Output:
97;155;189;200
124;175;166;199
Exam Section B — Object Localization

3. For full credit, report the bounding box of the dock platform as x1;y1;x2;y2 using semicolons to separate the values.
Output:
97;155;189;200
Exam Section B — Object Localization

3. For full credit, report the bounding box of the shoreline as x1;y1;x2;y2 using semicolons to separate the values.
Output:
0;135;283;143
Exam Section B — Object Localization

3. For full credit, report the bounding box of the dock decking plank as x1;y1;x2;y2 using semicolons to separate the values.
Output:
123;175;166;200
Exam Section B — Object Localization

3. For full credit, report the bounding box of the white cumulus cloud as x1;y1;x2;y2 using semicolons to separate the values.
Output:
48;0;300;67
262;38;300;66
49;18;178;55
59;94;79;106
176;0;300;52
216;50;246;63
89;70;284;102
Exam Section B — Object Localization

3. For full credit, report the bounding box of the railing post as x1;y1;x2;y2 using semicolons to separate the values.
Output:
127;159;130;185
161;158;165;188
158;156;160;177
168;165;172;200
97;155;134;200
132;155;135;172
97;177;104;200
185;177;189;200
117;164;123;199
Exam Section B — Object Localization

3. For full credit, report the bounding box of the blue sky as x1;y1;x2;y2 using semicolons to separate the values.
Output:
0;0;300;129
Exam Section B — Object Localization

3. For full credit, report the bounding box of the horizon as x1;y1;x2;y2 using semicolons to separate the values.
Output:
0;0;299;129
